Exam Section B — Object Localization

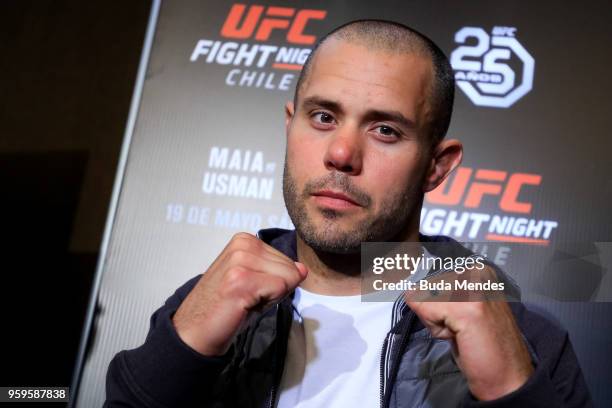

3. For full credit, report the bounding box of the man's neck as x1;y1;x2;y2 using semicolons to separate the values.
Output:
296;228;421;296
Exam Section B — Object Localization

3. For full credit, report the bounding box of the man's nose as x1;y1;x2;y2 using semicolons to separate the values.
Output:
323;126;363;175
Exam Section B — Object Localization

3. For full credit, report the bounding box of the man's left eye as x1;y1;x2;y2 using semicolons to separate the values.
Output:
374;125;400;139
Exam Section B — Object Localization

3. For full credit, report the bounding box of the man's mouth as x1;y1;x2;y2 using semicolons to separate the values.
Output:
311;190;362;209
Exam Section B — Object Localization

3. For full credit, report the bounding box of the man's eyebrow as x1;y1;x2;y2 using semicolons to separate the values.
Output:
301;96;345;114
363;109;416;131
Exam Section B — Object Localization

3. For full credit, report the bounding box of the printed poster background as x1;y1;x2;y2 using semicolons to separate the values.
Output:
74;0;612;406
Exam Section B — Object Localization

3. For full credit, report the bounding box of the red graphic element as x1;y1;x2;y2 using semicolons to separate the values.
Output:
500;173;541;213
464;169;507;208
287;10;327;44
255;7;293;41
426;167;542;214
221;4;327;44
427;167;472;206
271;63;303;70
485;234;549;245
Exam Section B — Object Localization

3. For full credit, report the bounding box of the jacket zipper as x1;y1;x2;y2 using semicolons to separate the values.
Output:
382;311;417;408
267;385;276;408
265;305;280;408
379;335;390;408
264;299;291;408
379;263;455;408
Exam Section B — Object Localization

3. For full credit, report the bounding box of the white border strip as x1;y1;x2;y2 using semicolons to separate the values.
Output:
69;0;162;405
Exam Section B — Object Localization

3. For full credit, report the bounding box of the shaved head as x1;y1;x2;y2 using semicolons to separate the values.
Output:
293;20;455;145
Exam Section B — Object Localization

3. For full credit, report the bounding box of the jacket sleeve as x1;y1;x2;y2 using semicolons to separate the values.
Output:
461;303;594;408
104;275;231;408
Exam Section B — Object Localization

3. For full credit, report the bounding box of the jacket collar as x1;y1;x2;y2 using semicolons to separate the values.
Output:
255;227;475;263
256;228;298;260
254;227;520;317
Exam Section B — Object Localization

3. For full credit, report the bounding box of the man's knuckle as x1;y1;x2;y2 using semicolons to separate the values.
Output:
232;232;251;241
229;249;250;265
467;302;486;317
231;232;255;248
224;266;250;289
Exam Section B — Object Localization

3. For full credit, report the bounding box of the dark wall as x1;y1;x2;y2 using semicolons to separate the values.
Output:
0;0;151;387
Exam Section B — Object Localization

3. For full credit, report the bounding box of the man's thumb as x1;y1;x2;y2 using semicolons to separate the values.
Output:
294;261;308;279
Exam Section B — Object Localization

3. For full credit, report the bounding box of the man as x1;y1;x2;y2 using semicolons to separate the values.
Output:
105;20;592;407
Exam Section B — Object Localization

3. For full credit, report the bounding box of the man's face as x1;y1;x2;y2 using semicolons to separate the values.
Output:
283;38;435;253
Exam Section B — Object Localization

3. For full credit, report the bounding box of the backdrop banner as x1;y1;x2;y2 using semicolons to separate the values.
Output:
73;1;612;406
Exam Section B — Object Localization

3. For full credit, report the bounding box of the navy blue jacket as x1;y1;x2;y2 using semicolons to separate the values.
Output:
105;228;593;407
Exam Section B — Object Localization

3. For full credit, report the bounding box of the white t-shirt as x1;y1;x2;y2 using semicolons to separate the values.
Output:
276;287;395;408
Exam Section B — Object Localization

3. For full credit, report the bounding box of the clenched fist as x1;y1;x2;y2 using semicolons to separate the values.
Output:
172;232;308;356
405;266;534;401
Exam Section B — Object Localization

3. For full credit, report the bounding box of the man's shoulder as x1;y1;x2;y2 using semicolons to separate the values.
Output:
510;302;570;354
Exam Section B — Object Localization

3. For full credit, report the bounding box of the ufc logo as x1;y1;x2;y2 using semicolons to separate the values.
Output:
221;4;327;44
426;168;542;214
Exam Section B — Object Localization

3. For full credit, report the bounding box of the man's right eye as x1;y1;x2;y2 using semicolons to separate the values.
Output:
312;111;335;124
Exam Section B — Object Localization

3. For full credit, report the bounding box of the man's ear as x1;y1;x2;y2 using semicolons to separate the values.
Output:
423;139;463;193
285;101;295;135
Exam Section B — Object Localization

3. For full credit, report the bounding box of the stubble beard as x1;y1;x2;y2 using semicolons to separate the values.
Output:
283;161;422;254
